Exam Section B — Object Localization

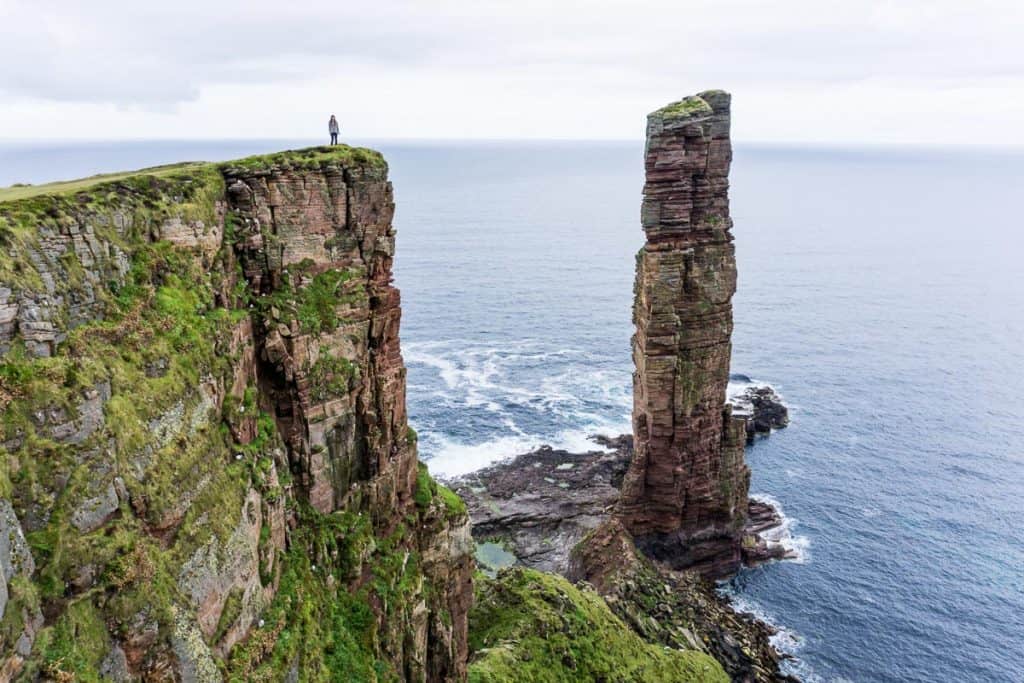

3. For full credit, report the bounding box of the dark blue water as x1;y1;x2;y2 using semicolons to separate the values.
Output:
4;140;1023;682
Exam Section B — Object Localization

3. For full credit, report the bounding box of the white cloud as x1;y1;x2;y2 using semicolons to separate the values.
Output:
0;0;1021;144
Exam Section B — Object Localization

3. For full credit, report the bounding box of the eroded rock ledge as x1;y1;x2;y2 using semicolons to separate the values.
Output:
452;416;790;578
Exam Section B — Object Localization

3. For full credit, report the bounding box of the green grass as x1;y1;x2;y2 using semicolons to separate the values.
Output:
468;568;728;683
0;146;382;204
414;461;468;520
224;506;392;682
0;145;383;206
256;265;365;335
218;146;387;174
656;95;713;120
0;162;209;203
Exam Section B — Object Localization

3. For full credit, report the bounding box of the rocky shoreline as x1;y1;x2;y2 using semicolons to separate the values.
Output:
730;377;790;443
447;384;797;682
450;384;791;574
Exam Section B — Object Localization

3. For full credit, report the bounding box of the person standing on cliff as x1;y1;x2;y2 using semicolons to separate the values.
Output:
328;115;340;145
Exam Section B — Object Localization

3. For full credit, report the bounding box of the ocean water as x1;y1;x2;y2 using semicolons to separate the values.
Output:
3;140;1023;682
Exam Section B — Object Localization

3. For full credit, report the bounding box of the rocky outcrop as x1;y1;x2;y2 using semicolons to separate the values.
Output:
569;519;797;683
453;432;791;577
452;438;631;573
616;91;751;578
729;381;789;443
0;148;471;681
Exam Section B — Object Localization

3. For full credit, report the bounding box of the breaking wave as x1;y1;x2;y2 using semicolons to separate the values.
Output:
405;339;631;478
749;492;812;565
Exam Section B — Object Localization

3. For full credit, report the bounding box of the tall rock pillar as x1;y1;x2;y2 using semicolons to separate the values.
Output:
616;90;750;577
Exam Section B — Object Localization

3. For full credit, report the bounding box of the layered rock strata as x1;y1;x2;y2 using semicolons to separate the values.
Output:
616;90;751;577
0;148;471;681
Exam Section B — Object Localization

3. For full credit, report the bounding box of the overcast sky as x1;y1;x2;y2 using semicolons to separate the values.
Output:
1;0;1021;145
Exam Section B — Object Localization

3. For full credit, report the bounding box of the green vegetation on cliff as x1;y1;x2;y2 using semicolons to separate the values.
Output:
1;148;403;679
217;145;387;174
654;95;713;121
224;506;390;682
0;162;210;203
415;461;467;520
468;568;728;683
0;146;747;683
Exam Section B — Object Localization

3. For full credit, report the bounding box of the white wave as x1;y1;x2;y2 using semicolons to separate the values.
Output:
406;339;633;478
422;433;542;478
719;590;822;683
727;374;789;422
727;376;762;402
422;416;631;479
749;493;811;564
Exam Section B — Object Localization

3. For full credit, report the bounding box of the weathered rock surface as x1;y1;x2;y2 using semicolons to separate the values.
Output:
452;430;790;576
452;437;631;573
455;90;795;682
569;519;797;683
0;148;471;681
616;90;751;578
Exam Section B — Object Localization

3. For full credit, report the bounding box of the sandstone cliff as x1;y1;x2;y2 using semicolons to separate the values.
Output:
616;90;751;577
0;148;471;681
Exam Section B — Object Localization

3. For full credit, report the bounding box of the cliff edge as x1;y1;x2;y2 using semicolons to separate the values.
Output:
0;148;472;681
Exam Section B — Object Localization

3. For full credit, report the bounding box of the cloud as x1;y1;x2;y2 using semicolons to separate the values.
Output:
0;0;1021;143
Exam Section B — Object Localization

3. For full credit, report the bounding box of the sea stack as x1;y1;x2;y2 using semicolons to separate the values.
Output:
616;90;750;577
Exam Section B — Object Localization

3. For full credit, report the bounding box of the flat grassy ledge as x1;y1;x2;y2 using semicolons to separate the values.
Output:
468;568;729;683
218;145;386;174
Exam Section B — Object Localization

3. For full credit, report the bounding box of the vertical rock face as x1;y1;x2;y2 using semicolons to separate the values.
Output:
616;91;750;577
0;148;471;681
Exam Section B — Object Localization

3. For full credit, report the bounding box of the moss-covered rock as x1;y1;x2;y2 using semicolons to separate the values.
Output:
468;568;728;683
0;147;473;681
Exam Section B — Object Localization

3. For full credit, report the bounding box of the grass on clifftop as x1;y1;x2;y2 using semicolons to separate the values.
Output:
218;146;386;174
655;95;713;120
0;145;386;204
0;162;209;203
468;568;728;683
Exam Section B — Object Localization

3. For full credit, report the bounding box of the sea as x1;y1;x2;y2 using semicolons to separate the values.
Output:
2;139;1022;682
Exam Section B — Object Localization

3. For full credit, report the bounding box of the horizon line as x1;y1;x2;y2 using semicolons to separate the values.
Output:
1;136;1023;153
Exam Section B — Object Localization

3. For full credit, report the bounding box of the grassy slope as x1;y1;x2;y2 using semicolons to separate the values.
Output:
0;163;208;202
0;145;387;204
468;568;729;683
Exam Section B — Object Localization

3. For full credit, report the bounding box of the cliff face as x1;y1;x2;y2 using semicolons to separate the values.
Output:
0;148;471;681
616;91;751;577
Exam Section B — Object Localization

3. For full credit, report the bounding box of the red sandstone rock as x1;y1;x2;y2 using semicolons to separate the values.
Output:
224;158;472;680
616;90;751;578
